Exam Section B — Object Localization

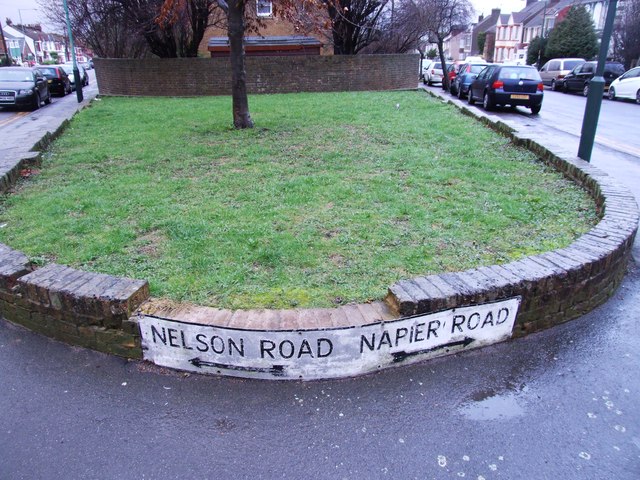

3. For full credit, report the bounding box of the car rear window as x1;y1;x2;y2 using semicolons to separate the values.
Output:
564;60;583;70
469;65;486;74
38;67;58;76
498;67;541;81
606;63;625;75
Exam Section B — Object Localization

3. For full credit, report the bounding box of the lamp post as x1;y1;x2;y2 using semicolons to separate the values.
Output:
18;8;37;63
62;0;83;102
577;0;617;162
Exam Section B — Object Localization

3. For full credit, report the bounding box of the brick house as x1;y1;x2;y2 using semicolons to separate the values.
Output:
198;0;331;57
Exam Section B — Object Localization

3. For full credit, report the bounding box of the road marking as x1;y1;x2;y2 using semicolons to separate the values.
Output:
0;111;29;128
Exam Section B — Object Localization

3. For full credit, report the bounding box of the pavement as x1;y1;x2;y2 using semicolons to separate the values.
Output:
0;83;639;479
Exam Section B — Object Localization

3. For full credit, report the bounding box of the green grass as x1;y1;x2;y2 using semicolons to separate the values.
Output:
0;91;597;309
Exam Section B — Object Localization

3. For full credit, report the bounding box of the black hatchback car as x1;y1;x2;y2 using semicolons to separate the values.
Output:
468;64;543;114
561;61;625;96
0;67;52;110
36;66;72;96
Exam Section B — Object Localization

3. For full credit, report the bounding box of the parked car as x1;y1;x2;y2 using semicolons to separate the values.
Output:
561;61;625;96
421;60;434;84
425;61;449;85
538;58;585;91
36;65;72;96
450;62;489;98
607;66;640;104
447;64;457;84
60;63;89;89
468;64;543;114
0;67;52;110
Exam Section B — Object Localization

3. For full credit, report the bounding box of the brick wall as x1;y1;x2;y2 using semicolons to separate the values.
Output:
94;55;420;97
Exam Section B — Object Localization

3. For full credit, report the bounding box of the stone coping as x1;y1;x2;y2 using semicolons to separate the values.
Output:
0;90;637;380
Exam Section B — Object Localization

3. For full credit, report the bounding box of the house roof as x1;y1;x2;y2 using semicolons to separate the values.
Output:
208;36;323;48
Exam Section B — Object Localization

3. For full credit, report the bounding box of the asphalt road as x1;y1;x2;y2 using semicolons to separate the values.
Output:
0;82;639;480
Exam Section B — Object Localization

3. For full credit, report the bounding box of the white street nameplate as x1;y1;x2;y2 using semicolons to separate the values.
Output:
139;297;521;380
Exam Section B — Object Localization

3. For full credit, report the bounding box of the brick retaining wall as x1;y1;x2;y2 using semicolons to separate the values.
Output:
93;55;420;97
0;89;637;377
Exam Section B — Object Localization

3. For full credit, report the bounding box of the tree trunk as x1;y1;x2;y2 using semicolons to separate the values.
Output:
437;39;449;92
227;0;253;128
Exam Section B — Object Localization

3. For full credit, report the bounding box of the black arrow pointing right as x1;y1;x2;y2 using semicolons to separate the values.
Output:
392;337;475;363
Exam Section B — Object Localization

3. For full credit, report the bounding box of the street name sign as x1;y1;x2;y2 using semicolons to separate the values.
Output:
139;297;521;380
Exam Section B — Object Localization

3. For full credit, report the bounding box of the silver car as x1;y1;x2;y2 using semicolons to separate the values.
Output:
539;58;585;91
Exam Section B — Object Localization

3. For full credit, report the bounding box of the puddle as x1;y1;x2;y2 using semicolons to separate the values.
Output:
459;393;525;421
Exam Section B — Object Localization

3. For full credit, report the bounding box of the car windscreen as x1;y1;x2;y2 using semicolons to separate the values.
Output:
564;60;584;70
469;65;486;74
61;65;74;74
0;70;33;82
498;67;541;81
38;67;58;77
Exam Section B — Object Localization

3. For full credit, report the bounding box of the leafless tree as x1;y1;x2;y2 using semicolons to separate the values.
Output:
421;0;473;91
613;0;640;69
363;0;430;54
37;0;149;58
120;0;224;58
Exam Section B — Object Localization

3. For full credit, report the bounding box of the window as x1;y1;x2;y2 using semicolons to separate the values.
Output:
257;0;272;17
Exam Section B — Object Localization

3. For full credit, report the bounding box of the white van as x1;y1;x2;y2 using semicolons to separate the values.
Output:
539;58;586;91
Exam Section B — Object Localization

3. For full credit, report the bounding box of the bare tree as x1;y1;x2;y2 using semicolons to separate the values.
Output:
363;0;430;54
613;0;640;69
122;0;224;58
37;0;149;58
334;0;389;54
421;0;473;91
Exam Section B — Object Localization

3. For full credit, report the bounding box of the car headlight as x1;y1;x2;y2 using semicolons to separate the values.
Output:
18;89;34;95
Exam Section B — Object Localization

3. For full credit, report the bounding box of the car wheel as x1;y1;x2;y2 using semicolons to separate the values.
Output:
551;79;557;91
531;105;541;115
608;87;616;101
422;77;427;85
562;82;569;93
636;89;640;105
583;84;589;97
483;91;494;111
44;90;51;105
427;79;432;86
32;92;40;110
468;89;475;105
458;86;464;99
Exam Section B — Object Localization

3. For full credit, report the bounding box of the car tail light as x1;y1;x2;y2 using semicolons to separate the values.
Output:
492;80;504;89
537;82;544;91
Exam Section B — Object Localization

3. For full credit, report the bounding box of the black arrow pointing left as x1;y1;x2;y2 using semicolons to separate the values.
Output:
189;357;286;377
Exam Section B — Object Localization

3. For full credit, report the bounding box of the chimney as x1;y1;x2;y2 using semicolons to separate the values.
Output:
478;14;484;22
491;8;501;17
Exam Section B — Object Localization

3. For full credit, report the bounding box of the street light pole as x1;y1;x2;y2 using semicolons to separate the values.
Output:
62;0;83;102
577;0;617;161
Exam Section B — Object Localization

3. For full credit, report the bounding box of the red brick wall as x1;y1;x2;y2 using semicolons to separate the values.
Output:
94;55;420;97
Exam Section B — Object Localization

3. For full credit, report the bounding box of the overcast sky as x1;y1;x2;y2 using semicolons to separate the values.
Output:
2;0;529;34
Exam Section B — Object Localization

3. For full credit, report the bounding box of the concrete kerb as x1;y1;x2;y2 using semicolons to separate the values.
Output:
0;89;637;380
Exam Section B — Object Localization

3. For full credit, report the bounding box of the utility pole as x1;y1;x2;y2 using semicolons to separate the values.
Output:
63;0;83;102
577;0;617;161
